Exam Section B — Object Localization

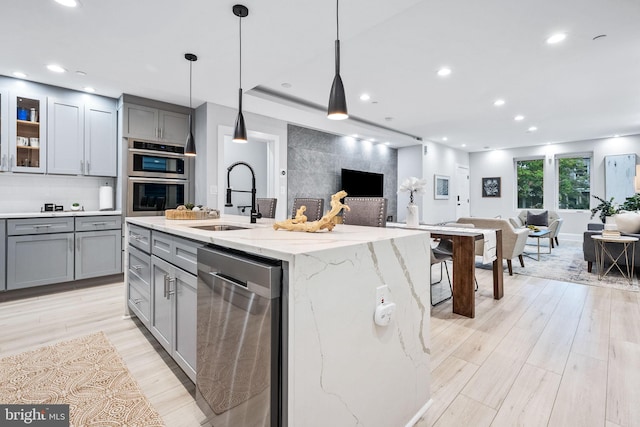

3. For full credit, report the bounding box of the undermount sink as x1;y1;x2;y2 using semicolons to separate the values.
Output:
188;224;249;231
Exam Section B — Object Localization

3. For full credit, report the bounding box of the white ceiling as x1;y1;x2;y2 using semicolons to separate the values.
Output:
3;0;640;151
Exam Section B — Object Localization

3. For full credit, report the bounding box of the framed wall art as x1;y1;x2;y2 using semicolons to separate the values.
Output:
434;174;450;199
482;177;501;197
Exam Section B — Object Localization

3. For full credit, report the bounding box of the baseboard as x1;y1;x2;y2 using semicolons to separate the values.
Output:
405;399;433;427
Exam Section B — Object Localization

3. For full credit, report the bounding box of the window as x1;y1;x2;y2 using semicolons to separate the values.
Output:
516;159;544;209
558;156;590;209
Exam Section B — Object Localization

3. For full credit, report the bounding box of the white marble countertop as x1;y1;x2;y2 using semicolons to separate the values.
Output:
0;210;122;219
126;214;428;261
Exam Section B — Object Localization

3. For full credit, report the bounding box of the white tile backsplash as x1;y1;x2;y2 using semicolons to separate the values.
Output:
0;174;115;213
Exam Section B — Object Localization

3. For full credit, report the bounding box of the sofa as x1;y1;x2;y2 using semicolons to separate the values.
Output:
509;210;564;247
456;217;529;275
583;223;640;273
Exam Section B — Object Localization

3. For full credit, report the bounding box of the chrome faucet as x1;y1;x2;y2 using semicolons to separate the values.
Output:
225;161;262;223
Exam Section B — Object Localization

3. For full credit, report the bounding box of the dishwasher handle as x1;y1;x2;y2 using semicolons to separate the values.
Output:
209;271;247;289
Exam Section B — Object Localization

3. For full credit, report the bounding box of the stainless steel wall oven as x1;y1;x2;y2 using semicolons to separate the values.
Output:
127;139;190;216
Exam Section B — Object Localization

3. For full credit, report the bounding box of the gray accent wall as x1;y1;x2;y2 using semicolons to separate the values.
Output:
287;124;398;220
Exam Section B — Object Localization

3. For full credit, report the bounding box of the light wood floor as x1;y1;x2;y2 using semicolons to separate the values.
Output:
1;268;639;427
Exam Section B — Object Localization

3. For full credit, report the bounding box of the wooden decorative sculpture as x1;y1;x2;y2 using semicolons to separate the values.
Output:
274;190;350;232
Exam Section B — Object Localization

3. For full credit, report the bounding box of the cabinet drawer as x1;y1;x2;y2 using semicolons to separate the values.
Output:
151;231;201;275
128;279;150;324
75;215;122;232
8;217;74;236
128;224;151;253
128;245;151;287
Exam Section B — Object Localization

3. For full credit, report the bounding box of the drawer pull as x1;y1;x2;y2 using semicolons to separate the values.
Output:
131;265;143;271
132;298;141;305
92;222;108;226
33;224;53;228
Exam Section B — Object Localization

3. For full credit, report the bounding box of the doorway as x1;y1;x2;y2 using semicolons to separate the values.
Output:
455;165;470;219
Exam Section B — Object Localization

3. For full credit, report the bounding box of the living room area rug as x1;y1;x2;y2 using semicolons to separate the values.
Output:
481;240;639;291
0;331;165;427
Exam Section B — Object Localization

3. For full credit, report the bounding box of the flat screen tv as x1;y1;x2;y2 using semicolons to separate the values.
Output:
341;168;384;197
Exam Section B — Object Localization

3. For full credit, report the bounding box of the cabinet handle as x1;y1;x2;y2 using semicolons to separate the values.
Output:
1;154;5;170
10;155;15;171
80;160;84;173
92;222;108;226
159;128;163;139
33;224;53;229
131;264;143;271
163;275;169;298
133;298;141;305
86;161;90;174
168;277;176;297
77;237;81;251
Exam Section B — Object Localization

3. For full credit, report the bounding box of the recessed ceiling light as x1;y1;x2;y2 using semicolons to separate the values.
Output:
54;0;80;7
546;33;567;44
514;115;525;121
437;67;452;77
83;87;96;93
369;138;375;142
281;82;291;88
613;134;620;138
12;72;27;79
442;137;448;141
461;144;467;147
493;99;505;106
46;64;67;73
384;142;391;146
528;126;538;132
359;93;370;101
351;134;358;138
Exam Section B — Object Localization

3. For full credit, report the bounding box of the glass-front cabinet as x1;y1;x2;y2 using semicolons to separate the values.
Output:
0;90;8;171
8;93;46;173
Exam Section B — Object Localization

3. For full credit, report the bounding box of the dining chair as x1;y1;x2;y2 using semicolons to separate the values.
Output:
292;198;324;221
433;222;479;291
342;197;388;227
430;247;452;306
256;198;277;219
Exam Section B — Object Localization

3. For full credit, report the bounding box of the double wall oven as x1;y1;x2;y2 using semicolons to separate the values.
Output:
127;139;190;216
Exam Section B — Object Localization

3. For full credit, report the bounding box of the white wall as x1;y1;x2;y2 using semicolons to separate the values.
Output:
469;134;640;236
195;102;288;219
420;142;470;224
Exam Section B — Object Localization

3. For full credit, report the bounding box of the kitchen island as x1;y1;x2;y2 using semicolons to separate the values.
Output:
126;215;432;427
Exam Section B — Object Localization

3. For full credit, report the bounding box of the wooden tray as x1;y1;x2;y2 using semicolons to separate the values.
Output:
165;209;208;220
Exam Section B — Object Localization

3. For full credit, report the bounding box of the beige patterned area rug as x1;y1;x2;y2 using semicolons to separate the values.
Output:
480;240;639;291
0;332;165;427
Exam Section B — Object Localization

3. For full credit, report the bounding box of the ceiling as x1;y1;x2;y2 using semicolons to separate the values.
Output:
3;0;640;151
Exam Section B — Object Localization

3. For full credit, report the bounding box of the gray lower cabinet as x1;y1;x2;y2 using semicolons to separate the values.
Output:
0;220;5;291
150;255;197;382
7;233;74;290
75;230;122;280
127;245;151;326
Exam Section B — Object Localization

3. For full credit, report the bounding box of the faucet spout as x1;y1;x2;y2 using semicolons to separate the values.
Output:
226;161;262;223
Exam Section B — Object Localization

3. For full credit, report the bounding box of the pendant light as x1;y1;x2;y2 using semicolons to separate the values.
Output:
184;53;198;156
327;0;348;120
233;4;249;143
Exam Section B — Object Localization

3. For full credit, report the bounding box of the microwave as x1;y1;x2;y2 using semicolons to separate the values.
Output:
127;177;189;216
127;139;188;180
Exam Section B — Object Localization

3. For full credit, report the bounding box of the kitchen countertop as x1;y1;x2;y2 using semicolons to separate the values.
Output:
0;210;122;219
126;214;427;261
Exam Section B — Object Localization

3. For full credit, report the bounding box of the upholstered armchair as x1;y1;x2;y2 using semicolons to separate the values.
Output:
456;217;529;275
342;197;388;227
509;210;564;247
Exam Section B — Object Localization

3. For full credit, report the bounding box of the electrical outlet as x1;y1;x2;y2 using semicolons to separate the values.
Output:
376;285;390;305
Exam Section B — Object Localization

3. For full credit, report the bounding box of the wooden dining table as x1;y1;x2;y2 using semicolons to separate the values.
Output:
389;224;504;318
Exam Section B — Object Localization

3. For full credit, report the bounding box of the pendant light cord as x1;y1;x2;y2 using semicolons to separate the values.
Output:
189;60;192;110
336;0;339;40
239;15;242;91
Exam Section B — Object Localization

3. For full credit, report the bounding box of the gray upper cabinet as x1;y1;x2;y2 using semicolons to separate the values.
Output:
48;96;117;177
124;103;189;144
0;90;9;172
0;220;5;290
84;103;117;177
47;97;84;175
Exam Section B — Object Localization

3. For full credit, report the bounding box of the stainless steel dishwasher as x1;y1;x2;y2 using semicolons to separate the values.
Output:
196;245;285;427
